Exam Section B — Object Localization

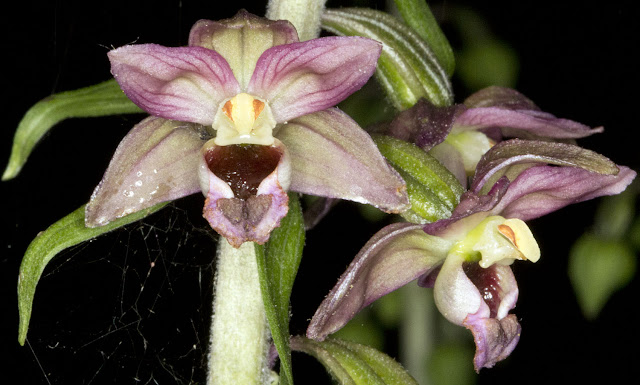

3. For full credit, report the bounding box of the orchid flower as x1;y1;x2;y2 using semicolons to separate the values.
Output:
307;138;636;371
387;86;604;185
84;10;409;247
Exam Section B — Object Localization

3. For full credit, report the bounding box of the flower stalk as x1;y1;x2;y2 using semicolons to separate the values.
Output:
208;239;271;385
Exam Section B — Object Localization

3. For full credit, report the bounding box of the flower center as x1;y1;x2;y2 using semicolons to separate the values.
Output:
213;93;277;146
451;216;540;268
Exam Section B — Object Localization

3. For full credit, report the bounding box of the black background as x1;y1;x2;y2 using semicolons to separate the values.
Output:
1;1;637;384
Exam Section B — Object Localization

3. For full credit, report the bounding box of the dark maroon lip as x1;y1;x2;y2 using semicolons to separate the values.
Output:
205;144;282;200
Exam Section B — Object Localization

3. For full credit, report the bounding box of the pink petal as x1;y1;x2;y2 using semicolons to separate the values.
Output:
108;44;240;124
276;108;409;213
86;117;205;227
307;223;450;341
248;37;381;122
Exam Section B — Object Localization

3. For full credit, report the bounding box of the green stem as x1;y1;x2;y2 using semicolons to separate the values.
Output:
207;239;272;385
400;283;434;385
266;0;327;41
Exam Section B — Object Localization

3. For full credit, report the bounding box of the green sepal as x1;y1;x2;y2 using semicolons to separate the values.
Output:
17;202;167;345
255;193;305;385
568;233;636;320
392;0;455;76
322;8;453;110
3;79;143;181
373;135;464;223
291;336;418;385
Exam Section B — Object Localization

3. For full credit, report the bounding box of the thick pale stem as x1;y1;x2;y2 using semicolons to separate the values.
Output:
266;0;327;41
208;239;271;385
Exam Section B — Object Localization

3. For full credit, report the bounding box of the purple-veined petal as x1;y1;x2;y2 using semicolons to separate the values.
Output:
387;98;464;150
108;44;240;124
471;139;621;194
453;107;603;139
494;164;637;221
307;223;452;341
86;117;206;227
433;253;520;371
248;36;381;122
457;86;601;139
189;10;299;89
200;139;291;247
275;108;409;213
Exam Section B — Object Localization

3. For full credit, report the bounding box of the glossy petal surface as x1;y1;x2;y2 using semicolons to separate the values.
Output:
86;117;205;226
276;108;409;213
109;44;240;124
248;37;381;123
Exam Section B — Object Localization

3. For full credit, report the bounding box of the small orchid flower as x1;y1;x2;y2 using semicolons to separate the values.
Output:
307;140;635;371
387;86;604;185
84;11;409;247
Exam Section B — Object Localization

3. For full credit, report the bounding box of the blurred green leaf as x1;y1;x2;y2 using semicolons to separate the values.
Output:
255;193;305;385
3;79;143;181
373;135;463;223
428;343;475;385
333;310;385;352
291;337;418;385
392;0;455;76
18;202;166;345
592;190;636;240
568;233;636;320
322;8;453;110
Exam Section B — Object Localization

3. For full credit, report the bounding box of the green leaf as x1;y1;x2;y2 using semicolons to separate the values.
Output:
322;8;453;110
392;0;455;76
373;135;464;223
3;79;143;181
568;233;636;320
17;203;167;345
255;193;305;385
291;336;418;385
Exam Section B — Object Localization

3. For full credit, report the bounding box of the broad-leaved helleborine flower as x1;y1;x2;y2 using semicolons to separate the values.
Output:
388;86;604;185
84;11;409;247
307;139;635;371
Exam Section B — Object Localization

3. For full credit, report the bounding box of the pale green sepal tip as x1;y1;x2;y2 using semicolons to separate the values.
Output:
255;193;305;385
17;202;167;345
291;336;418;385
3;79;143;181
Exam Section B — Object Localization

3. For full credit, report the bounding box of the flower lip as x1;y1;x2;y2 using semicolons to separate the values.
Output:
204;144;282;200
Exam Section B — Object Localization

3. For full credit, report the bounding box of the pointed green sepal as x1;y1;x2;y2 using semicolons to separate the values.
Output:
373;135;464;223
17;202;166;345
392;0;455;76
291;336;418;385
322;8;453;110
255;193;305;385
3;79;143;181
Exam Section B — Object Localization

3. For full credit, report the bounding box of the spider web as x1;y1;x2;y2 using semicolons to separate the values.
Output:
22;198;218;385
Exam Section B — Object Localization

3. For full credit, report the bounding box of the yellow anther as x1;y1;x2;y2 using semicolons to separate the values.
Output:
499;218;540;262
